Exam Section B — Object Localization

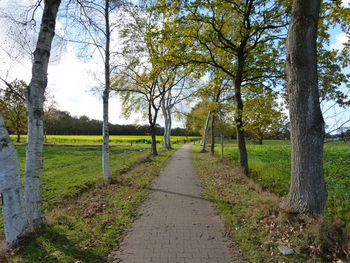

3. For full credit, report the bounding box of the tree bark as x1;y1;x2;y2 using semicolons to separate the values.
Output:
150;124;158;155
161;99;172;150
220;126;224;161
24;0;61;230
0;114;27;246
149;102;158;156
200;111;211;153
167;112;172;149
234;64;249;175
281;0;327;215
102;0;111;181
210;114;215;154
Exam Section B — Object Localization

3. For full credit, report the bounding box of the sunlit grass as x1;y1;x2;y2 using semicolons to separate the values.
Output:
193;146;349;262
8;147;177;263
215;140;350;230
10;135;201;145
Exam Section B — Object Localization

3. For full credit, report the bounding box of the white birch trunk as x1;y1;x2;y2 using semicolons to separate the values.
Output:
201;111;211;153
167;110;172;148
102;0;111;181
162;101;168;148
0;114;27;246
162;99;172;150
24;0;61;229
102;90;110;181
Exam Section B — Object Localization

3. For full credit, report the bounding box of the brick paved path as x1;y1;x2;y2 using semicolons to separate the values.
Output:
111;145;245;263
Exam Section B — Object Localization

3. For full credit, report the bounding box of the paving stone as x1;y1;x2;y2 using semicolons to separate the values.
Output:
110;145;246;263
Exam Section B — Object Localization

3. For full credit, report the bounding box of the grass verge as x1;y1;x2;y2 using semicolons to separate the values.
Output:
215;141;350;231
193;145;350;262
4;147;176;263
15;145;151;211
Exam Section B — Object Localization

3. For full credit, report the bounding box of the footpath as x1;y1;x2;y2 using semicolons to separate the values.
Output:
111;144;245;263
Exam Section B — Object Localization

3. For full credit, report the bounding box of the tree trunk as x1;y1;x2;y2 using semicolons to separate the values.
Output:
162;100;172;150
257;137;263;145
281;0;327;215
163;118;168;148
220;128;224;162
0;114;27;246
102;0;111;181
210;114;215;154
24;0;61;230
150;124;158;155
201;111;211;153
16;133;20;143
234;81;249;175
148;102;158;155
167;112;172;149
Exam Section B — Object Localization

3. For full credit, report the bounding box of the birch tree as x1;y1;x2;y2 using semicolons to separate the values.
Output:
0;114;27;246
200;111;211;153
161;70;193;150
64;0;122;181
115;1;185;155
24;0;61;230
280;0;327;214
0;0;61;242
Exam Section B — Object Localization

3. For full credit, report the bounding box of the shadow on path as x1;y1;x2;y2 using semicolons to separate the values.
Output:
112;179;236;207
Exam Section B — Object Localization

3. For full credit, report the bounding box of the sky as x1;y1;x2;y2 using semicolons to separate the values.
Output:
0;0;349;131
0;0;186;127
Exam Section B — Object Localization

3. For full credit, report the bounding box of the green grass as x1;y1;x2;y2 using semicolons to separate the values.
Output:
193;146;350;262
10;135;200;145
1;144;153;242
8;147;176;263
214;140;350;230
15;145;150;210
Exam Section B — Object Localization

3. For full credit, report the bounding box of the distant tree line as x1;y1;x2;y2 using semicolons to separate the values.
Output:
44;109;199;136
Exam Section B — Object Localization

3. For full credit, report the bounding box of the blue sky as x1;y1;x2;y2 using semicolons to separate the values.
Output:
0;0;349;131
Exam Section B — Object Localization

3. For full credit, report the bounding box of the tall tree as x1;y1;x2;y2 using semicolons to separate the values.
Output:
0;79;27;143
115;65;170;155
243;88;285;144
0;114;27;246
115;1;187;155
0;0;61;243
65;0;122;181
159;0;289;174
160;68;194;150
161;80;181;150
280;0;327;214
25;0;61;230
200;110;211;153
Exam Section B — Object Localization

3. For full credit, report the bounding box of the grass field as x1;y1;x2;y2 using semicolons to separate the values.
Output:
10;135;201;145
14;145;150;211
6;146;177;262
193;147;349;262
2;138;180;261
214;140;350;230
1;144;150;239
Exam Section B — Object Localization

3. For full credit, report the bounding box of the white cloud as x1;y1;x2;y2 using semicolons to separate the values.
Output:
47;46;142;124
0;1;142;126
342;0;350;7
0;1;185;128
330;32;348;50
